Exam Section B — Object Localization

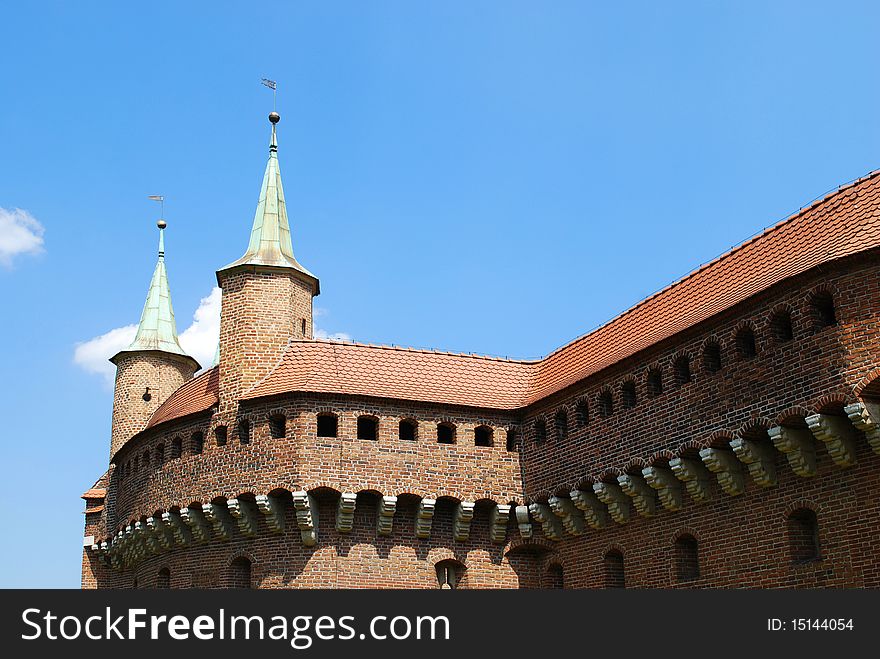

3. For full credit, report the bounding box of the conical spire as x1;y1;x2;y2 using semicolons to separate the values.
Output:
112;221;196;364
218;112;319;291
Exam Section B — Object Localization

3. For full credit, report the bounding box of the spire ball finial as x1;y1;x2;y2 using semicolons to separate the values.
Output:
269;111;280;124
157;219;167;230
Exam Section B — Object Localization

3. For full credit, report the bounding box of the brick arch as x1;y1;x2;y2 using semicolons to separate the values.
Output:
671;526;703;543
810;392;850;414
571;474;595;491
304;484;342;497
775;406;813;426
427;547;466;567
732;318;758;334
736;417;775;437
595;467;622;482
699;334;726;352
600;542;627;559
784;498;822;518
503;536;556;557
854;368;880;399
622;456;649;473
704;428;736;449
675;438;704;457
648;449;677;466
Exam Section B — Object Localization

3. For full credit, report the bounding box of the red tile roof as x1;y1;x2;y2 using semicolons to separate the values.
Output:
148;170;880;425
146;366;219;429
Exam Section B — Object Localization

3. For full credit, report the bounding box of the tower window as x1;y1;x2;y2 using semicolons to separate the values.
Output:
554;410;568;440
736;326;757;359
474;425;494;447
435;559;465;589
437;422;456;444
598;390;614;418
674;534;700;582
603;549;625;588
191;432;204;455
534;419;547;444
770;310;794;342
357;415;379;441
646;368;663;398
156;443;165;464
228;556;252;589
811;292;837;329
214;426;228;447
171;437;182;460
269;414;286;439
301;318;307;336
545;563;564;589
621;381;637;409
399;419;417;441
156;567;170;589
505;429;518;452
317;413;338;438
575;399;589;427
788;508;820;563
238;419;251;445
673;356;691;386
143;450;150;468
702;341;722;374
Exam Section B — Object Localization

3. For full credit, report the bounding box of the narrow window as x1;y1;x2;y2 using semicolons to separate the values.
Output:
674;534;700;582
534;419;547;444
357;415;379;441
238;419;251;445
437;422;456;444
673;356;692;386
545;563;564;589
621;381;637;409
191;432;204;455
435;559;465;589
811;292;837;329
228;557;252;588
156;567;170;589
736;326;757;359
770;310;794;342
171;437;182;459
505;429;518;452
301;318;307;336
575;399;589;427
474;425;494;447
702;342;722;374
156;443;165;464
603;549;625;588
214;426;228;447
269;414;286;439
788;508;820;563
555;410;568;441
598;390;614;418
317;413;338;438
143;450;150;468
399;419;417;441
646;368;663;398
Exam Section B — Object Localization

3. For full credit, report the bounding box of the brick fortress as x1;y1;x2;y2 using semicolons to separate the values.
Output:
81;112;880;588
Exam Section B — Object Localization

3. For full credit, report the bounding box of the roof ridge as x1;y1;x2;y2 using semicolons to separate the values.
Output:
540;167;880;361
287;337;538;364
144;365;218;427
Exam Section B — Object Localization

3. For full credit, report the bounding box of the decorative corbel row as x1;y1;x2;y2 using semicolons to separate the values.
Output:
488;503;510;544
255;495;285;533
292;491;319;547
453;501;475;541
699;448;745;496
617;474;656;517
528;503;565;541
227;498;259;537
515;505;533;539
641;466;682;511
180;506;213;544
135;521;160;556
806;413;858;467
161;511;190;546
415;498;436;539
336;493;357;534
548;495;585;535
669;457;712;503
377;496;397;536
729;438;777;487
146;516;173;551
845;402;880;454
570;489;608;529
767;426;816;477
201;502;234;541
592;482;631;524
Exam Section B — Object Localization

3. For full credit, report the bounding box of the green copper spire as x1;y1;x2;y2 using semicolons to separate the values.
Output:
112;221;197;365
218;112;319;292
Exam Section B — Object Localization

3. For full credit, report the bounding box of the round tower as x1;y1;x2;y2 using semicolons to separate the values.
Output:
109;220;200;457
216;112;320;412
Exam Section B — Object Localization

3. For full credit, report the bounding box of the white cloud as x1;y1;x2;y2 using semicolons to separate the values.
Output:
0;207;45;267
179;286;222;369
73;324;137;385
314;328;352;342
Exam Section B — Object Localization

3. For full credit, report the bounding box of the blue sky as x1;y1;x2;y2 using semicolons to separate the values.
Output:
1;2;878;587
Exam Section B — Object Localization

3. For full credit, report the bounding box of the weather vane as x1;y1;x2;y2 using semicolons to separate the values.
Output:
261;78;277;111
147;194;165;220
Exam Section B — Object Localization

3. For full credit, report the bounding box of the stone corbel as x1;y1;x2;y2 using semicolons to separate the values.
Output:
592;482;631;524
806;413;859;467
548;495;585;535
641;466;682;511
255;495;285;534
336;493;357;533
845;402;880;454
453;501;476;541
180;506;212;544
415;498;436;539
617;474;656;517
146;516;173;551
292;491;319;547
528;503;564;540
377;495;397;536
488;503;510;544
768;425;816;477
515;505;533;539
135;521;161;556
730;438;777;487
669;457;712;503
161;510;191;546
569;489;609;529
201;502;235;541
227;498;259;537
699;448;745;496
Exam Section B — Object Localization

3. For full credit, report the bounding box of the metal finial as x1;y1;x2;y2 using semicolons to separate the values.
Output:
157;219;167;230
269;111;280;124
